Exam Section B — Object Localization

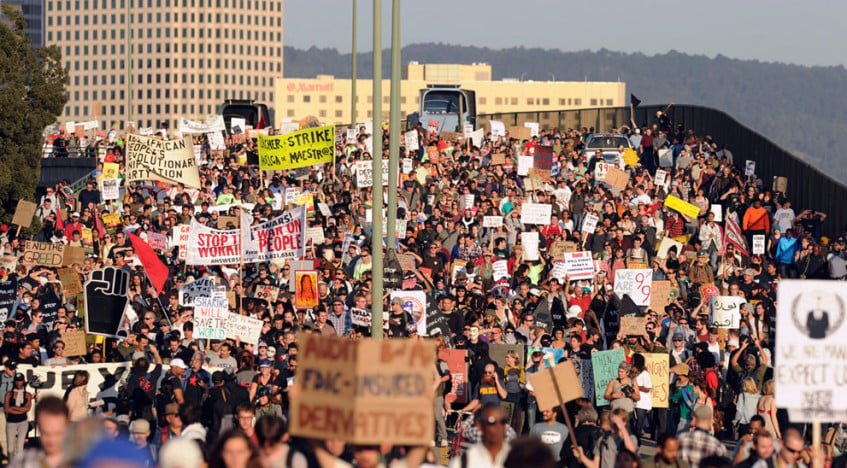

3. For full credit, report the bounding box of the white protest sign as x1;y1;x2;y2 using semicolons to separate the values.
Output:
306;226;326;245
551;261;567;283
390;290;428;336
753;235;766;255
745;160;756;177
185;219;241;265
179;276;216;306
483;216;503;228
179;115;225;134
521;232;540;261
775;281;847;422
193;297;228;339
355;160;390;188
174;224;191;260
404;129;419;151
657;237;684;259
317;203;332;217
709;296;744;329
241;206;307;263
490;120;506;139
521;203;552;225
710;204;723;222
102;178;120;200
582;213;599;234
402;158;413;174
492;260;509;281
595;161;608;180
613;269;653;306
351;308;389;330
517;155;533;176
524;122;540;138
462;194;475;211
207;131;225;151
654;169;668;187
230;117;247;134
564;251;595;281
470;128;485;147
224;314;264;345
124;134;201;188
346;129;357;145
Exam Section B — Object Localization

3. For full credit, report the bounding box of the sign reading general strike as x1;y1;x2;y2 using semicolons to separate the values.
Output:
258;125;335;170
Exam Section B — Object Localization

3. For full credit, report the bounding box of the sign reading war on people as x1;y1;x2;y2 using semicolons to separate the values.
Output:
776;280;847;422
258;125;335;170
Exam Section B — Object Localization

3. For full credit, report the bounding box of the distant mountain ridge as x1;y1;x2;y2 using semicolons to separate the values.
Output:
283;43;847;184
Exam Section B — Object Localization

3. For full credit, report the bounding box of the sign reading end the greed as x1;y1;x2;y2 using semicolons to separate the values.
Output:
258;125;335;170
290;333;435;445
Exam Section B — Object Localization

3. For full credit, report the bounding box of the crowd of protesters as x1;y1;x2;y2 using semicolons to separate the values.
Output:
0;108;844;468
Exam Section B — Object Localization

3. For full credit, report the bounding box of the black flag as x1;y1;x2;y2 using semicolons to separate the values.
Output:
630;94;642;108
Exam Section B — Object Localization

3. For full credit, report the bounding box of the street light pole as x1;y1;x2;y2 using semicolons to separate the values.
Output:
350;0;357;124
386;0;400;253
370;0;384;339
126;0;132;122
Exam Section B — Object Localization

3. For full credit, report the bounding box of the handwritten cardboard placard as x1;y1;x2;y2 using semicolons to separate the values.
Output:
440;131;462;142
644;353;669;408
291;334;435;445
509;126;532;141
603;166;629;192
22;241;84;267
61;329;88;357
491;153;508;165
529;360;584;411
58;268;83;297
649;280;672;312
620;316;647;336
218;215;240;229
12;200;37;228
224;313;263;345
397;254;416;272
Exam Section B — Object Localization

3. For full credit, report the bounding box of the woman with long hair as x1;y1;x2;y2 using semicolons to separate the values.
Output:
64;370;90;421
605;361;640;416
757;380;781;440
502;351;527;435
208;429;262;468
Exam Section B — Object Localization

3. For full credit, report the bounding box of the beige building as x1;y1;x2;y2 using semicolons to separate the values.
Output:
274;62;625;125
44;0;283;130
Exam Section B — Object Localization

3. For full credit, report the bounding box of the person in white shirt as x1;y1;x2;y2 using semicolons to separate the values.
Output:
698;211;723;272
773;200;796;233
631;354;653;443
449;404;511;468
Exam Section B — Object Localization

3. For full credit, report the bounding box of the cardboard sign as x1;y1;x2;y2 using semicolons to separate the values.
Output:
178;277;215;306
709;296;744;329
521;203;552;225
254;285;280;304
752;235;766;255
592;348;626;406
650;280;672;312
12;200;37;228
291;334;435;444
664;195;701;219
529;360;584;411
620;316;647;336
257;125;335;170
491;153;507;165
509;126;532;141
61;329;88;357
124;134;201;188
775;280;847;422
218;215;239;229
58;267;83;297
488;343;525;370
644;353;670;408
564;251;595;281
224;314;263;344
23;241;84;267
773;176;788;194
603;166;629;192
614;269;653;306
194;297;229;339
397;254;416;272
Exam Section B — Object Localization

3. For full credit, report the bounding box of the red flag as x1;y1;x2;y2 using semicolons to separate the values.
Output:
55;207;64;231
128;232;169;295
724;212;749;256
93;207;106;239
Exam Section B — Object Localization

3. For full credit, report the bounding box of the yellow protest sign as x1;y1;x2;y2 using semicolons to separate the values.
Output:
102;162;120;179
644;353;669;408
258;125;335;170
623;148;640;167
664;195;701;219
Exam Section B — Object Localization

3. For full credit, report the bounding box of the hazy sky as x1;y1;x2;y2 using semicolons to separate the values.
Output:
284;0;845;68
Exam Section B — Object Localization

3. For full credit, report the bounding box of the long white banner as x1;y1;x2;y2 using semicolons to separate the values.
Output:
125;134;201;188
179;115;225;134
185;219;241;265
241;206;306;263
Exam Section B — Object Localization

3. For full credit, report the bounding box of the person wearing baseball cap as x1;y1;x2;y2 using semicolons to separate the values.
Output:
163;358;187;406
669;363;696;434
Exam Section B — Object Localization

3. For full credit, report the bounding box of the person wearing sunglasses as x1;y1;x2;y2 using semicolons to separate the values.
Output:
449;403;511;468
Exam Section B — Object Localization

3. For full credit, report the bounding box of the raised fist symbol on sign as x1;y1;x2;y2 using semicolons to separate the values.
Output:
84;266;129;337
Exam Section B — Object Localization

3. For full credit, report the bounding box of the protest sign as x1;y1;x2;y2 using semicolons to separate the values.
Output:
489;344;525;370
745;160;756;177
650;280;672;312
124;134;201;188
614;269;653;306
58;267;83;297
483;216;503;228
622;148;639;168
179;277;216;306
644;353;669;408
102;162;120;179
582;213;599;234
438;348;468;404
654;169;668;187
217;216;239;230
491;153;507;165
753;235;766;255
402;158;413;174
594;161;608;180
529;360;583;412
658;148;674;167
0;274;17;322
185;220;241;265
521;232;540;261
492;260;509;281
440;131;462;142
355;160;390;188
101;178;120;200
22;241;83;267
517;155;533;176
490;120;506;138
80;228;94;254
254;285;280;305
390;290;427;335
775;281;847;422
564;251;595;281
294;271;319;309
603;166;629;192
207;131;225;151
551;261;567;283
224;314;263;345
84;266;129;338
657;237;684;259
470;128;485;147
193;297;228;339
240;207;307;263
288;260;314;292
257;125;335;170
350;308;389;330
574;359;595;404
61;329;87;357
664;195;700;219
509;126;532;141
773;176;788;194
620;316;647;336
179;115;225;134
524;122;539;137
710;204;723;222
306;227;325;245
12;200;37;228
291;334;435;445
173;224;191;260
592;348;626;406
709;296;745;329
146;232;167;252
526;347;565;368
521;203;552;225
102;212;121;233
403;129;419;151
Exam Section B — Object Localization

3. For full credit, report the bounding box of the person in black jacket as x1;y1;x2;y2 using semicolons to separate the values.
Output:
203;371;248;447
